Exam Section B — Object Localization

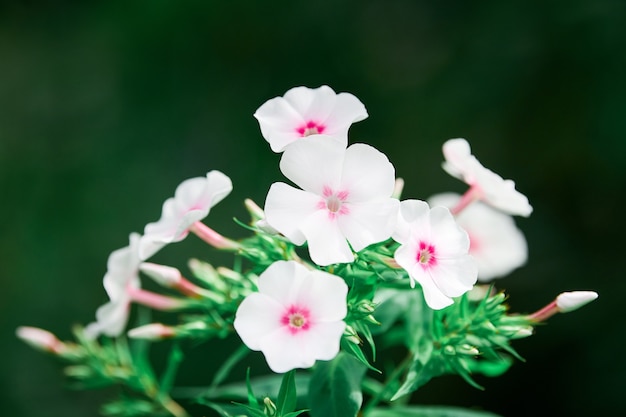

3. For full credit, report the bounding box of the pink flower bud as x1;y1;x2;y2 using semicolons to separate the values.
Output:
556;291;598;313
16;326;66;355
127;323;176;340
140;262;182;287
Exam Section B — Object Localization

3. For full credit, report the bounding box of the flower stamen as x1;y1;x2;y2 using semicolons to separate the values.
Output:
297;121;326;137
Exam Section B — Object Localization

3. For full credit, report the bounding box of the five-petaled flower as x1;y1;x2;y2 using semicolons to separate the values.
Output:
264;136;400;266
442;138;533;217
139;170;233;260
393;199;478;310
428;192;528;281
253;85;368;153
233;260;348;373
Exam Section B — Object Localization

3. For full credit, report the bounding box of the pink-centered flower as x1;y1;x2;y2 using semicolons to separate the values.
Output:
442;138;533;217
253;85;368;153
233;260;348;373
139;171;233;260
393;199;478;310
264;136;400;266
428;192;528;282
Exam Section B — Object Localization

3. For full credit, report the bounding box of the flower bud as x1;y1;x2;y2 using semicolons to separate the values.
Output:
16;326;68;355
263;397;277;417
140;262;182;287
244;198;266;221
556;291;598;313
127;323;176;340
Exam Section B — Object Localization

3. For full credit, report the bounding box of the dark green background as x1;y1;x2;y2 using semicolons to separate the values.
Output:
1;1;623;416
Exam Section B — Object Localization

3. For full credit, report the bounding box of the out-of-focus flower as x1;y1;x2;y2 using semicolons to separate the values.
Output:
16;326;68;355
428;192;528;281
393;199;478;310
139;171;233;260
127;323;176;340
442;138;533;217
233;260;347;373
253;85;368;153
85;234;186;339
264;136;399;266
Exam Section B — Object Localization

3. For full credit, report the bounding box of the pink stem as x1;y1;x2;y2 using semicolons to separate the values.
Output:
527;300;558;322
128;287;187;311
190;222;240;250
450;185;481;216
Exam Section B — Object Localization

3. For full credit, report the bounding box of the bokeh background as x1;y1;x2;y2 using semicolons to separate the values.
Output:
1;1;624;416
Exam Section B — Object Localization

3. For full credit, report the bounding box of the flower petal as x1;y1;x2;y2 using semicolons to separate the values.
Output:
339;199;399;252
340;143;396;202
295;269;348;322
279;135;346;194
233;293;284;351
264;182;320;245
300;210;354;266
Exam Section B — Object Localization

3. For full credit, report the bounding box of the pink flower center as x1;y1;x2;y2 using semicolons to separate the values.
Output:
281;306;311;334
296;120;326;137
316;186;350;219
416;241;437;268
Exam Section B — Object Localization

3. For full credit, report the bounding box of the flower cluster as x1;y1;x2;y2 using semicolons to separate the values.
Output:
17;85;598;417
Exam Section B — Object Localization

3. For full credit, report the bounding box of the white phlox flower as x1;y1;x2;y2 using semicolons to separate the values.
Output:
393;199;478;310
428;192;528;282
139;171;232;260
442;138;533;217
264;136;400;266
253;85;368;153
233;260;348;373
85;233;142;339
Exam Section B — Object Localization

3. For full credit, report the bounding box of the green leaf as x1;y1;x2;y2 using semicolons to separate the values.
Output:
367;405;503;417
210;344;250;390
308;353;367;417
276;370;297;416
341;337;381;373
245;368;260;409
390;354;446;401
159;342;184;395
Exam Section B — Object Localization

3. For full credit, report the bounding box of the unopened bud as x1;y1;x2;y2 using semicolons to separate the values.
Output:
344;325;361;345
16;326;68;355
128;323;176;340
244;198;265;221
64;365;93;378
556;291;598;313
392;177;405;199
140;262;182;287
263;397;277;417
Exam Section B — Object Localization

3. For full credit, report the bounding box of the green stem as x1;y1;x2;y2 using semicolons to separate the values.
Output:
361;352;413;416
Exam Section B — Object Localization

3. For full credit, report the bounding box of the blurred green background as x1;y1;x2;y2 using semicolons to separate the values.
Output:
1;0;624;416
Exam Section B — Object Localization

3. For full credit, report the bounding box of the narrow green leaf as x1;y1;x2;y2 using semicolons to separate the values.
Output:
341;338;381;373
367;405;503;417
210;344;250;390
159;342;184;395
276;370;297;416
390;354;446;401
245;368;260;409
308;353;367;417
282;410;309;417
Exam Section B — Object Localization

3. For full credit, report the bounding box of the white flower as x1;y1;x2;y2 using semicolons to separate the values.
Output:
85;233;142;339
253;85;368;153
442;138;533;217
264;136;400;266
393;199;478;310
428;192;528;281
556;291;599;313
233;260;348;373
139;171;233;260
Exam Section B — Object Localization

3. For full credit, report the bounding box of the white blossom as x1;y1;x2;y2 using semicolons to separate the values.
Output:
264;136;399;266
393;199;478;310
233;260;347;373
254;85;368;153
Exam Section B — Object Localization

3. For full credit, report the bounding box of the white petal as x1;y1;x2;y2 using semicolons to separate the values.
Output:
322;92;368;137
300;210;354;266
233;293;284;351
430;256;478;297
264;182;320;245
339;199;399;252
392;199;430;244
257;260;309;306
295;269;348;322
284;85;337;122
85;299;131;339
340;143;396;202
254;94;306;152
442;138;474;180
556;291;598;313
428;206;470;257
279;135;346;194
